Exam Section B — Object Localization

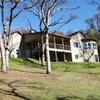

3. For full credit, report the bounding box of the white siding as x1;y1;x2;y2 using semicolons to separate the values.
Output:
10;33;22;58
70;32;99;62
70;33;84;62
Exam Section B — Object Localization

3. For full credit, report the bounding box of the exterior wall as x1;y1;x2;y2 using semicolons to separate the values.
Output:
70;32;99;62
24;34;41;58
10;33;22;58
9;32;99;62
70;33;84;62
83;41;99;62
19;36;26;58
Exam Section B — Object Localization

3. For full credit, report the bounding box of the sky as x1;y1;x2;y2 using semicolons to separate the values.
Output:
0;0;99;34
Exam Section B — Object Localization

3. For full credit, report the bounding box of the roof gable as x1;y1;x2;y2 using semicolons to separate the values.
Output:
68;31;85;38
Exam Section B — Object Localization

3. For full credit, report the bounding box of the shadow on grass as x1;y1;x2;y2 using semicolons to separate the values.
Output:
63;68;100;75
65;69;100;75
10;58;45;69
56;95;100;100
0;79;30;100
56;96;82;100
10;68;46;75
23;58;43;68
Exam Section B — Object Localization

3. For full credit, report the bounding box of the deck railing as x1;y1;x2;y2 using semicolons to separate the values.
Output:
49;43;70;50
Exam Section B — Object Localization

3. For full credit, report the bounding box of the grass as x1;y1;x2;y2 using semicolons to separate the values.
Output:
0;58;100;100
9;58;45;73
52;62;100;74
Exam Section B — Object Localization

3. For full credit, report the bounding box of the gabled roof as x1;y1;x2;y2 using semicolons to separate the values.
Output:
68;31;85;37
49;31;70;39
11;31;23;36
68;30;97;42
81;38;97;42
11;29;33;36
81;33;97;42
23;30;70;39
81;36;97;42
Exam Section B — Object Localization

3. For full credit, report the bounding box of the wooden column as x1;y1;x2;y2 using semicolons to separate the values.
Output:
55;51;58;62
63;52;67;62
62;38;66;62
54;36;56;49
62;38;64;50
54;36;58;61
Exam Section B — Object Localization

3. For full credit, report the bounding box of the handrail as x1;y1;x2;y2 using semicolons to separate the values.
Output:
49;43;70;50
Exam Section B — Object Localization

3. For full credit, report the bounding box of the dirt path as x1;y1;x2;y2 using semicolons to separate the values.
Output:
0;70;58;81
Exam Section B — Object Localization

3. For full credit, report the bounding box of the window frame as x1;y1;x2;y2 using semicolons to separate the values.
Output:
93;43;97;49
75;54;78;59
74;42;81;48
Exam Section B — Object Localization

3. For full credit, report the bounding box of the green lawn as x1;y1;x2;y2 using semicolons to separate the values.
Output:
0;58;100;100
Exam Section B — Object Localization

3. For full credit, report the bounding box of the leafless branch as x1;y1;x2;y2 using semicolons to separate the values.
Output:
27;19;37;33
87;0;100;10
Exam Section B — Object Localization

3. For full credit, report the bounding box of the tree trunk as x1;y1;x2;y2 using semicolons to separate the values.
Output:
45;33;51;74
5;49;9;70
0;38;8;72
41;35;45;66
1;50;7;72
0;37;9;72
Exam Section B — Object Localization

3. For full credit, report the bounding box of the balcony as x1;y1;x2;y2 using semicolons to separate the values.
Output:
49;43;70;50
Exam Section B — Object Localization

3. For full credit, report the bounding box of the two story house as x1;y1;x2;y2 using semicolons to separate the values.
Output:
69;31;99;62
10;30;99;62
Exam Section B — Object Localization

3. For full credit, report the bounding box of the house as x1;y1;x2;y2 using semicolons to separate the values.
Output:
10;30;99;62
69;31;99;62
9;31;22;58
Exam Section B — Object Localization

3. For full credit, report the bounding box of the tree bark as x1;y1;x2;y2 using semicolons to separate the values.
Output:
5;49;9;70
41;35;45;66
45;33;51;74
0;38;8;72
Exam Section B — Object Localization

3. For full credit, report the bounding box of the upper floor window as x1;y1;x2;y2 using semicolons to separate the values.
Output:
84;43;87;49
93;43;97;49
84;42;92;49
88;43;91;49
74;42;81;48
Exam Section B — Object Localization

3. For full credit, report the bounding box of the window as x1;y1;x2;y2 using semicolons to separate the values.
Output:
16;49;19;56
74;42;78;48
84;42;92;49
75;55;78;59
84;43;87;49
88;43;91;49
93;43;96;49
95;55;98;62
74;42;81;48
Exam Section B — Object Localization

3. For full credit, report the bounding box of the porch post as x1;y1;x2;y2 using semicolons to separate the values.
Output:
62;38;64;50
63;52;67;62
55;51;58;62
54;36;56;49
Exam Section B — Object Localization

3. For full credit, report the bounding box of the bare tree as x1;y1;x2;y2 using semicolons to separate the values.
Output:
86;13;100;32
85;13;100;61
0;0;34;72
87;0;100;10
86;0;100;30
80;47;94;62
28;0;78;74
